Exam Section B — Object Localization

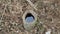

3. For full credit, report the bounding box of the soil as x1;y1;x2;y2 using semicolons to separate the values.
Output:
0;0;60;34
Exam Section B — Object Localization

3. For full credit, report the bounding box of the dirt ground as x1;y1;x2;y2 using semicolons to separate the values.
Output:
0;0;60;34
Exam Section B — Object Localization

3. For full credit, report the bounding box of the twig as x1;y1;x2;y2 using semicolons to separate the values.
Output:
26;0;37;10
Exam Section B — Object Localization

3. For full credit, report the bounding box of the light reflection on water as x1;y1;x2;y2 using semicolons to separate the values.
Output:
25;16;34;23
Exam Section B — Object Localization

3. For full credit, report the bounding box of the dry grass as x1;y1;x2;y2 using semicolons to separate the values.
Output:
0;0;60;34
